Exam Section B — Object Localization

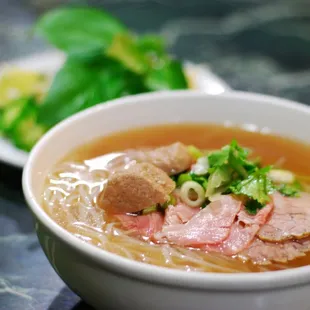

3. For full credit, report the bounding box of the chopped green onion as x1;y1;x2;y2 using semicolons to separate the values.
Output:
176;172;208;190
180;181;205;208
187;145;203;160
142;205;158;215
162;194;176;209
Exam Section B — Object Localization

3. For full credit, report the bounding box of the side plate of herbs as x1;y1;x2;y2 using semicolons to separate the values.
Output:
0;7;229;168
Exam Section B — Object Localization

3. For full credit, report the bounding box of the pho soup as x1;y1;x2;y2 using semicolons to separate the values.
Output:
42;124;310;273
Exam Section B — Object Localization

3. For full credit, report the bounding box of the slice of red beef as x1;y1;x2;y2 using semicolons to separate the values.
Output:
115;212;164;239
155;195;241;246
258;192;310;242
163;203;200;226
238;203;273;226
206;204;273;256
239;237;310;265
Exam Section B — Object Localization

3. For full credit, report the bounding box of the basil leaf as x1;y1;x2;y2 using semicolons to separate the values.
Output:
38;58;147;127
35;7;126;58
145;59;188;91
107;33;150;74
136;34;166;57
108;33;188;90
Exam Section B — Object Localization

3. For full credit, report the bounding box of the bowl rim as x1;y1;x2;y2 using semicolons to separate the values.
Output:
23;90;310;291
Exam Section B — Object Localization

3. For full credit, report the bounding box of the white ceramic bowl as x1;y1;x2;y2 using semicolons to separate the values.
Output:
23;91;310;310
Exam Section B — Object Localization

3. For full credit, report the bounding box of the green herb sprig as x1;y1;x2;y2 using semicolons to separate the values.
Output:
174;140;303;214
34;7;188;127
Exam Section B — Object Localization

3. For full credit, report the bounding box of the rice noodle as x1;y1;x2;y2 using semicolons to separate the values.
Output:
42;160;310;274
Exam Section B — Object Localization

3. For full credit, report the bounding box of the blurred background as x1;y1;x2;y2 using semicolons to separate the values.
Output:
1;0;310;104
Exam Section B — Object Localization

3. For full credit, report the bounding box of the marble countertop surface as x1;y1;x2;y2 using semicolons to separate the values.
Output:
1;0;310;309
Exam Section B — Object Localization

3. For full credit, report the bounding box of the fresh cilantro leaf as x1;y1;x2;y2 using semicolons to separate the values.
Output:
277;181;302;197
208;146;230;167
202;140;305;215
229;140;257;176
206;140;257;197
230;167;275;205
190;173;208;190
208;140;257;178
245;199;263;215
229;152;248;178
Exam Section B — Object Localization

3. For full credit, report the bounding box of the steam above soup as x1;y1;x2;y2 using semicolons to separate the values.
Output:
42;124;310;273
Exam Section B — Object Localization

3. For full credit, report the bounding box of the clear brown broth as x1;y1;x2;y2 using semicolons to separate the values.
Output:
48;123;310;272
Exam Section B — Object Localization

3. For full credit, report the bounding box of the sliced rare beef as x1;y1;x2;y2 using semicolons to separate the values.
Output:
239;237;310;265
155;195;242;246
115;212;164;239
238;204;273;226
163;203;200;226
98;162;175;214
126;142;193;175
258;192;310;242
205;204;273;255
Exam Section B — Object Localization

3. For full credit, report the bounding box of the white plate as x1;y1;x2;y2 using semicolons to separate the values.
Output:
0;51;230;168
